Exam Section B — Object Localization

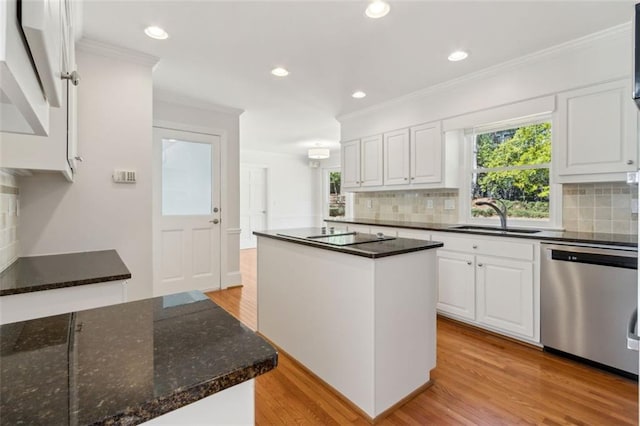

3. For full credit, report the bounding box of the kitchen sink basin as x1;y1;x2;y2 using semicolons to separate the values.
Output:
450;225;541;234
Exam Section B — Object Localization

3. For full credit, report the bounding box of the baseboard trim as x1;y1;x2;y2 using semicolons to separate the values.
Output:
437;314;542;351
256;332;432;424
223;271;242;289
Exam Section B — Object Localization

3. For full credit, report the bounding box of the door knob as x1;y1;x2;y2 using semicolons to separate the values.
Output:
210;219;219;224
213;207;219;213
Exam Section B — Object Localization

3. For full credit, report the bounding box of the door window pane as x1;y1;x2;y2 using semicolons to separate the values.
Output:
162;139;211;215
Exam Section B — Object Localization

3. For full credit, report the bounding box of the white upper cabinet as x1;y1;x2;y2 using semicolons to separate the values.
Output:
383;129;410;186
341;135;383;189
0;0;50;135
555;79;638;182
341;139;362;189
411;122;442;184
341;121;458;192
0;80;77;181
360;135;383;186
0;0;75;136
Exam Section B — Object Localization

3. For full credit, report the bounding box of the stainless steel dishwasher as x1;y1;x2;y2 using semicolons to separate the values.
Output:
540;243;638;376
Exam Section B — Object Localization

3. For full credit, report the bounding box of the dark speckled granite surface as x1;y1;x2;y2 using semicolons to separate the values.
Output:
325;218;639;248
254;228;443;258
0;250;132;296
0;291;277;425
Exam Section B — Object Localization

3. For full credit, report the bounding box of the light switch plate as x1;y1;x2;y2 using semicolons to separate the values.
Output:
444;199;455;210
113;170;137;184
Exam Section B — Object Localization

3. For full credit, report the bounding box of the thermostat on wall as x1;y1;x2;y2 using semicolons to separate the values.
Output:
113;170;137;183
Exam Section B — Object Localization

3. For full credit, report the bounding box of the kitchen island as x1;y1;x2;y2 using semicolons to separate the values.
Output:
254;228;443;421
0;290;277;425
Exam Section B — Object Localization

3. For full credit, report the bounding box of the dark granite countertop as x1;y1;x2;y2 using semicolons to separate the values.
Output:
0;291;278;425
254;228;443;258
0;250;132;296
324;218;639;248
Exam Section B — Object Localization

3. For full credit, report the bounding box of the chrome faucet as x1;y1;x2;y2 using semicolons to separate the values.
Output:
475;200;508;230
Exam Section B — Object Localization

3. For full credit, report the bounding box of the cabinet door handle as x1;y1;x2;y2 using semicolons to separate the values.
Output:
628;160;635;165
478;263;483;267
466;261;472;266
411;177;415;180
404;177;408;181
472;245;478;249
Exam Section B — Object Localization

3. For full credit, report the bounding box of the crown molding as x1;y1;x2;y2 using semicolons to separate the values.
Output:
153;89;245;116
338;22;631;122
76;38;160;68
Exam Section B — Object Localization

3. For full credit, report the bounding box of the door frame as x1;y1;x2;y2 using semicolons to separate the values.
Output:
152;120;232;293
239;163;270;249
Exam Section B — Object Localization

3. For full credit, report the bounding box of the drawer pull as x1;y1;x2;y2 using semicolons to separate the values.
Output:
472;245;478;249
466;261;472;266
478;263;484;267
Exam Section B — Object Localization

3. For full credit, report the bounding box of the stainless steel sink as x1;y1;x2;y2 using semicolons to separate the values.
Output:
450;225;541;234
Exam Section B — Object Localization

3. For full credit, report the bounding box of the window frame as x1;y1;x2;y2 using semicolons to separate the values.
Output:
322;167;350;219
459;115;563;229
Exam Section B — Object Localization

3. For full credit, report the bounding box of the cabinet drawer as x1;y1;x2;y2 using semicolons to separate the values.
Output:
434;233;534;261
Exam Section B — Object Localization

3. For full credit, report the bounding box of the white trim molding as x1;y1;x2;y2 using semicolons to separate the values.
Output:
154;90;245;116
338;22;630;122
76;38;160;68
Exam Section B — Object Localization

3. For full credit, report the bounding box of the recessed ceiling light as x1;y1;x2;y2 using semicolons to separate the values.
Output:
448;50;469;62
352;91;367;99
271;67;289;77
144;26;169;40
365;0;390;19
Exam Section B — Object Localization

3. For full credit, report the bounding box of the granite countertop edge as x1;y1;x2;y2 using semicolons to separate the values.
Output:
0;273;132;297
325;218;638;248
254;230;444;258
93;355;278;426
0;250;133;296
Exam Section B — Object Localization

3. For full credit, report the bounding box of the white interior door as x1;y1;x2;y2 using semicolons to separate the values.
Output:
153;127;221;296
240;165;267;249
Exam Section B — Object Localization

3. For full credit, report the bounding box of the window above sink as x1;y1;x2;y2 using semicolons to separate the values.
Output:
460;115;561;230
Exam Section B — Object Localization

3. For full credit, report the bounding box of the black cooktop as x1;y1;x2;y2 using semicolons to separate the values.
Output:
277;230;396;246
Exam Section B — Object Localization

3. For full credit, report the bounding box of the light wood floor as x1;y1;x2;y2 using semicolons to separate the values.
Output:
208;249;638;425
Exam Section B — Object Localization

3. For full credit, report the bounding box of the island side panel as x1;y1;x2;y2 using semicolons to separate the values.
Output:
257;236;376;416
143;379;255;425
374;249;437;416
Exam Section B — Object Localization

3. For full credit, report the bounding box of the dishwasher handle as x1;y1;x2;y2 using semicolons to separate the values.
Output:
627;308;639;351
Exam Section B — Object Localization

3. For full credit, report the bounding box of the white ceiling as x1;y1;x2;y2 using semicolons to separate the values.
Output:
82;1;634;154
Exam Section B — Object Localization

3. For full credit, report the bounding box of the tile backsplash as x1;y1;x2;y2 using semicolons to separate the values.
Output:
563;182;638;234
354;182;637;235
354;189;459;224
0;170;19;272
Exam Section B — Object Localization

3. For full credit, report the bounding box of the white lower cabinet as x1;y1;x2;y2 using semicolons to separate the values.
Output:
436;251;475;320
432;232;539;344
475;256;534;338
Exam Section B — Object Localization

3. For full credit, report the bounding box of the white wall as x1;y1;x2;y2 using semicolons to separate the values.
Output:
241;150;322;229
17;47;155;301
339;25;631;140
153;96;242;287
